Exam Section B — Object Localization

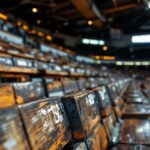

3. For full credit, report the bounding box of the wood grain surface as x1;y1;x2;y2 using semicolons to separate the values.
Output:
0;107;30;150
119;119;150;145
13;82;45;104
18;97;71;150
62;91;100;140
123;104;150;119
112;144;150;150
0;85;16;108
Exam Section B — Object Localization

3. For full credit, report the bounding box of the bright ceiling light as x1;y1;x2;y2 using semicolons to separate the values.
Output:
88;20;93;25
30;29;36;34
38;31;44;37
116;61;123;66
82;39;90;44
123;61;134;66
103;46;108;51
99;40;105;45
90;39;99;45
46;35;53;41
0;13;8;20
32;8;38;13
135;62;141;66
142;62;150;66
82;38;105;45
22;25;29;31
132;35;150;43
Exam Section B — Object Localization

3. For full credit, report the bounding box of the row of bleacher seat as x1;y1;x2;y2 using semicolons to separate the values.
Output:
0;77;110;107
1;77;150;150
0;39;103;77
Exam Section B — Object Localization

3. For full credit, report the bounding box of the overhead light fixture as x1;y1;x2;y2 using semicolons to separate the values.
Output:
37;20;41;24
142;61;150;66
32;8;38;13
0;13;8;20
125;62;134;66
30;29;36;34
144;0;150;9
82;39;90;44
88;20;93;25
116;61;123;66
95;56;101;60
17;21;22;26
103;56;115;60
46;35;53;41
146;0;150;8
22;25;29;31
99;40;105;45
95;55;115;60
90;39;99;45
135;62;141;66
82;38;105;45
132;35;150;43
38;31;44;37
115;61;150;66
103;46;108;51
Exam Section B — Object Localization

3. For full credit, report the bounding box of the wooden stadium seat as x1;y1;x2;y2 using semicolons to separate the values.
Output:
92;86;114;117
18;97;71;150
13;56;34;68
123;82;149;104
61;78;79;95
119;119;150;145
44;78;64;97
34;60;49;70
0;107;30;150
61;91;100;140
107;82;150;120
94;83;150;146
0;53;13;66
76;78;87;91
13;81;45;104
0;85;16;108
122;104;150;119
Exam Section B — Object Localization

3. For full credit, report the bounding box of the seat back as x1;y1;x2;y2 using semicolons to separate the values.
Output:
76;78;87;91
61;78;79;94
44;78;64;97
18;97;71;150
0;85;16;108
13;81;45;104
0;53;13;66
62;91;100;140
107;84;125;109
13;57;34;68
0;107;30;150
93;86;112;117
